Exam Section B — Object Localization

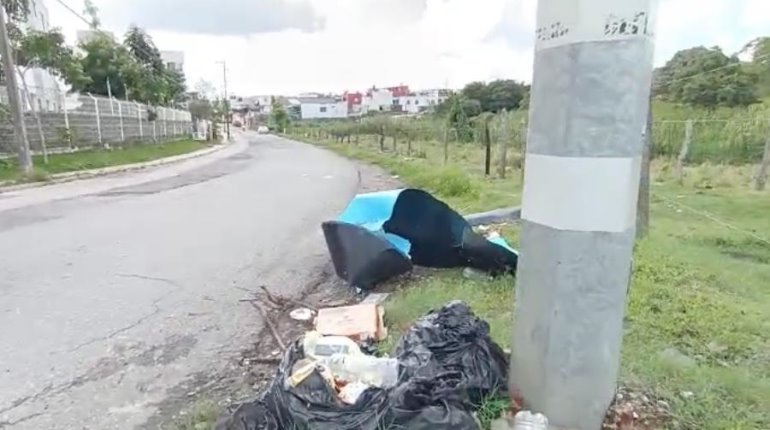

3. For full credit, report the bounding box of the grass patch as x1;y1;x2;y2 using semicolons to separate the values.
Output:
295;131;770;429
0;139;208;183
167;399;220;430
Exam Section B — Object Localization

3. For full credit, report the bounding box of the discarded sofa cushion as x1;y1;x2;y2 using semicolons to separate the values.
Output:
323;188;518;289
321;221;413;291
395;300;509;404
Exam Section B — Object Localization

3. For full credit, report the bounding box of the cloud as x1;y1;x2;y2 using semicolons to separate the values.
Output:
484;0;537;49
106;0;325;35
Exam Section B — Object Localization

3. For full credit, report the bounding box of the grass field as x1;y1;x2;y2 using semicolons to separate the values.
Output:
0;139;208;183
292;129;770;429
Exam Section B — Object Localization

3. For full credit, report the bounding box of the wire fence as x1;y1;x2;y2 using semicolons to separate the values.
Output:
0;84;193;156
289;108;770;169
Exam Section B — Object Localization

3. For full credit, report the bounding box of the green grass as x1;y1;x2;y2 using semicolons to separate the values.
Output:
294;131;770;429
0;139;208;183
168;399;220;430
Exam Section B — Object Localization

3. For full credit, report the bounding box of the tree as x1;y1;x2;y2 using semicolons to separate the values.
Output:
75;34;141;100
460;79;526;113
447;94;474;142
83;0;100;29
124;25;162;71
14;29;90;162
655;46;758;108
269;97;289;132
744;37;770;97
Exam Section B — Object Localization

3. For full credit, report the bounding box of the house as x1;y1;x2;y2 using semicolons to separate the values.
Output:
362;87;395;113
399;89;450;114
292;97;348;120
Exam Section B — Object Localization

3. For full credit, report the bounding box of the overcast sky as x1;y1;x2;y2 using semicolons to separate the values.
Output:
47;0;770;96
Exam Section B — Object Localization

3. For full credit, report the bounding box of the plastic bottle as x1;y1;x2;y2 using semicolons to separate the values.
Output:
512;411;549;430
302;331;364;360
322;353;399;388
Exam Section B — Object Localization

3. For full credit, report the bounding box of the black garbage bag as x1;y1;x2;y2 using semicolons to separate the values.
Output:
216;341;391;430
383;189;517;274
383;371;481;430
395;301;509;404
321;221;413;291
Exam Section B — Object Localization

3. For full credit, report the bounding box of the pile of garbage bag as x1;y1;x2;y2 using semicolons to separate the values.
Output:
322;188;519;291
217;301;508;430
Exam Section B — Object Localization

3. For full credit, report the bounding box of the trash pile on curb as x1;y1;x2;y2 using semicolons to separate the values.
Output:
217;301;509;430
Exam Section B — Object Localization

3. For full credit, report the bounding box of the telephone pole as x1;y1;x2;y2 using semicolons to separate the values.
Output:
217;60;230;140
510;1;658;429
0;5;32;174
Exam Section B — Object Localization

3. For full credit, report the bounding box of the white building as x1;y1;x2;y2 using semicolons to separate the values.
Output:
20;0;61;112
399;89;450;114
160;50;185;73
362;88;394;113
293;97;348;120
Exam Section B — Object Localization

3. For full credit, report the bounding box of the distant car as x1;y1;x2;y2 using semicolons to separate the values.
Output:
257;125;270;134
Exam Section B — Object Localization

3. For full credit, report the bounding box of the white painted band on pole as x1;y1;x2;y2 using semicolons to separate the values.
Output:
535;0;658;52
520;154;641;232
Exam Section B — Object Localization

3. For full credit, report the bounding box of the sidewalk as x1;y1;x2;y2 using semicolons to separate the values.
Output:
0;136;249;213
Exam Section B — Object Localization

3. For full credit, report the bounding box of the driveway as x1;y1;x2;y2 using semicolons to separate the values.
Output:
0;134;360;429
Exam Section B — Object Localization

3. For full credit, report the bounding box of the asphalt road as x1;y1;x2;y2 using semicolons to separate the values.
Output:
0;134;360;429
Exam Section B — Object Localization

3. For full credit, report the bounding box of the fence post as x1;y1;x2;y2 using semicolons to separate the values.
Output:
676;119;693;184
443;126;449;164
136;102;143;139
519;118;527;181
117;100;125;142
499;110;509;178
755;123;770;191
484;120;492;176
61;89;71;149
163;108;168;137
89;93;103;147
172;110;178;136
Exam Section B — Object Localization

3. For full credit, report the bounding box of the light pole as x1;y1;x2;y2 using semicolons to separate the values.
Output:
216;60;230;140
0;5;32;173
510;1;658;429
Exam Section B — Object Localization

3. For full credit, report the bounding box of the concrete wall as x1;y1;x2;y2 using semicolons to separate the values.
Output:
0;112;193;154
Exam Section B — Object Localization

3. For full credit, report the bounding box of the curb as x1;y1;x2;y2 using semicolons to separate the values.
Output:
466;206;522;226
0;142;229;193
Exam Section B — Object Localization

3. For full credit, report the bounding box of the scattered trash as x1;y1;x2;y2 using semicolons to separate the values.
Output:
384;371;481;430
513;411;549;430
289;307;315;322
315;303;387;341
462;267;490;280
395;301;509;404
323;353;398;388
217;301;509;430
322;188;518;290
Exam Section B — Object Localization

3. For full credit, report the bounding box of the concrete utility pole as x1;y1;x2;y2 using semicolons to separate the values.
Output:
0;5;32;174
217;60;230;140
510;1;658;429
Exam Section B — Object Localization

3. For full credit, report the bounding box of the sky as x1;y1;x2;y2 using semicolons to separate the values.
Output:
46;0;770;96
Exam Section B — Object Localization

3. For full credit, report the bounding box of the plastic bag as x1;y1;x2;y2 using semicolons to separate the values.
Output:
383;371;481;430
395;301;509;404
216;341;391;430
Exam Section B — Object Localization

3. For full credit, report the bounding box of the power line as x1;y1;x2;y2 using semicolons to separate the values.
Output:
659;52;770;86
